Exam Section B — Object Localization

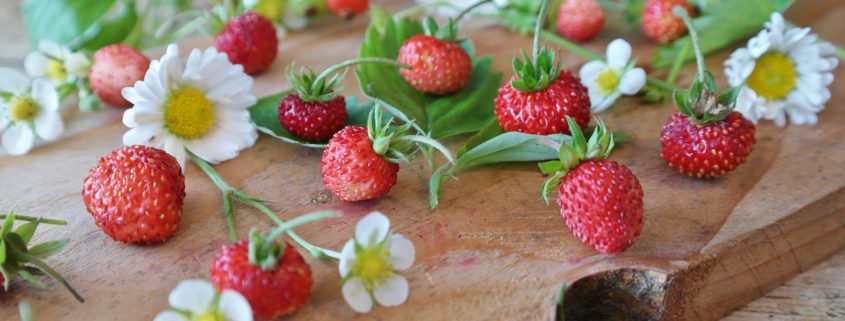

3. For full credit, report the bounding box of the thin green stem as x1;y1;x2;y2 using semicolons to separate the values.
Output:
673;7;705;82
541;30;603;60
263;211;338;253
455;0;494;21
243;198;341;260
0;215;66;225
835;46;845;60
647;77;677;93
396;1;461;18
666;38;691;85
12;250;83;303
533;0;552;60
222;193;237;242
396;135;455;164
312;58;409;92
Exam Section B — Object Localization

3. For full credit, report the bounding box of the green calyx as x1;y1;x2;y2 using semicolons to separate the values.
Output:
423;16;460;42
0;209;83;303
367;105;455;165
247;211;339;271
539;117;614;204
511;0;560;92
288;58;408;102
671;7;742;125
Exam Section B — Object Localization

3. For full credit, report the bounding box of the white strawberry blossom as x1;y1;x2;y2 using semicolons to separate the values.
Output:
24;40;91;86
339;212;415;313
0;68;62;155
154;279;253;321
579;39;646;112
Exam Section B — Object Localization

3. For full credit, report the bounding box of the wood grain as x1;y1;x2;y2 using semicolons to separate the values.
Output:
0;1;843;320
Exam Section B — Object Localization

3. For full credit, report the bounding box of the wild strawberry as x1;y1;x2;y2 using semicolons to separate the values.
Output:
0;211;84;302
495;1;591;135
556;0;605;43
321;107;453;201
541;118;643;254
327;0;369;19
279;58;404;141
82;145;185;244
214;12;278;75
210;211;336;319
660;8;756;178
641;0;695;44
88;44;150;108
398;34;472;95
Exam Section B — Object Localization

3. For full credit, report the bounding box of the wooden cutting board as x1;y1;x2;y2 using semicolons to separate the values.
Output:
0;1;843;320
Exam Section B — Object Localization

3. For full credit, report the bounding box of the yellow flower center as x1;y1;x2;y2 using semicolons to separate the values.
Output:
8;97;38;122
46;59;67;81
164;87;215;139
353;246;393;290
193;310;225;321
747;52;797;100
596;68;620;95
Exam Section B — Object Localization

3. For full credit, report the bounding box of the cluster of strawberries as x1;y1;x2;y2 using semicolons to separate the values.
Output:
73;0;760;318
556;0;696;44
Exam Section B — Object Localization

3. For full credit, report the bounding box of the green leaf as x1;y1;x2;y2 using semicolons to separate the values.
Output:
22;0;118;47
428;163;451;209
15;221;39;245
68;0;139;51
541;171;566;204
28;240;70;259
651;0;794;68
249;92;376;149
19;301;34;321
718;85;742;106
457;119;504;157
4;233;28;253
356;16;503;139
452;132;570;173
538;160;563;175
1;211;14;236
0;241;5;265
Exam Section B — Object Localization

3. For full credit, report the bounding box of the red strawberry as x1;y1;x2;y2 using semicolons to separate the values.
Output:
327;0;369;19
82;145;185;244
210;240;312;320
556;0;605;43
495;70;591;135
278;93;348;141
214;12;279;75
641;0;695;44
321;125;399;201
88;44;150;108
661;111;755;178
398;34;472;95
541;118;643;254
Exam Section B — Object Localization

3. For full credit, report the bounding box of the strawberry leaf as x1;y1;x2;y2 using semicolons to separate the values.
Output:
28;240;70;259
15;221;39;245
356;16;503;139
22;0;119;47
651;0;794;68
249;93;377;149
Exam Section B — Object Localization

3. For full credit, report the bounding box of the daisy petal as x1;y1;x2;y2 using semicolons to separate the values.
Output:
342;277;374;313
153;311;188;321
618;68;646;95
387;234;415;270
373;275;409;307
605;39;631;69
339;239;356;278
219;289;254;321
164;137;187;169
2;124;35;155
355;212;390;247
168;279;215;314
34;110;63;141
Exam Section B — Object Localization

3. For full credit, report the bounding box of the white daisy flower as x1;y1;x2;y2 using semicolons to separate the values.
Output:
24;40;91;86
339;212;415;313
724;12;838;126
154;279;253;321
579;39;647;112
0;68;62;155
121;44;258;168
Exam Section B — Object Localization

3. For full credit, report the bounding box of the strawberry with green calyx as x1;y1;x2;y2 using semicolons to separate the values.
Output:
0;210;84;302
280;58;408;142
641;0;695;44
397;17;473;95
321;106;455;202
539;117;643;254
660;8;755;179
211;211;338;320
494;0;591;135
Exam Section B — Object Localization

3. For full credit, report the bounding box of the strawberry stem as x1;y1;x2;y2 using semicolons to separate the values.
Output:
673;7;705;83
188;151;342;260
311;58;409;95
9;248;84;303
533;0;551;61
454;0;494;22
0;215;66;226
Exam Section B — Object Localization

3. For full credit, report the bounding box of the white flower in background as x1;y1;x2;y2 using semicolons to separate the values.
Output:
0;68;62;155
154;279;253;321
724;12;838;126
579;39;646;112
416;0;507;17
24;40;91;86
122;44;258;168
339;212;415;313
